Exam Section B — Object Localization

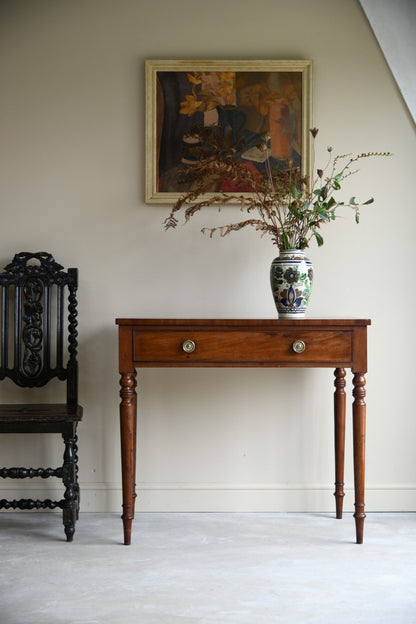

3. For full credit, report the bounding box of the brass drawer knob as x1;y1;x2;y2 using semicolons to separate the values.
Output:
292;339;306;354
182;339;196;353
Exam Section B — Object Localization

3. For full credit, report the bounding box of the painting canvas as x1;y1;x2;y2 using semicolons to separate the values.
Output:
145;60;312;204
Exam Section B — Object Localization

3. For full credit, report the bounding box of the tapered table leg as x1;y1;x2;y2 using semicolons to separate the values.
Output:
334;368;346;519
352;372;366;544
132;374;138;519
119;371;137;545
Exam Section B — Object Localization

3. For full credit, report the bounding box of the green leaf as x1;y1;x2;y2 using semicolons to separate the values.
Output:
288;202;301;217
362;198;374;205
314;186;328;200
290;183;301;199
314;231;324;246
282;231;291;249
327;196;337;209
349;196;358;205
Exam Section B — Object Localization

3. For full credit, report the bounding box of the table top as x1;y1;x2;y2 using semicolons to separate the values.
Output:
116;318;371;327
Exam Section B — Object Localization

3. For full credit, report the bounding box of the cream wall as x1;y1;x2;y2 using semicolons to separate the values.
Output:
0;0;415;514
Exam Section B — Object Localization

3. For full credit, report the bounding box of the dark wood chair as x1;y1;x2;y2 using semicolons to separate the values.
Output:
0;252;82;541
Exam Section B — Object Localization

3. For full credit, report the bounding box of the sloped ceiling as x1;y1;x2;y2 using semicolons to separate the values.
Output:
359;0;416;125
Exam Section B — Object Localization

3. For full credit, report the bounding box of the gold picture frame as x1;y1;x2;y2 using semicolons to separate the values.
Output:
145;59;312;204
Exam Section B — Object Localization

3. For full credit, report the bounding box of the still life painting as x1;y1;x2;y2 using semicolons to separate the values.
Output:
145;60;312;203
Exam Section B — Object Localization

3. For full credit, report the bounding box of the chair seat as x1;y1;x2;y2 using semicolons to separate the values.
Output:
0;404;83;424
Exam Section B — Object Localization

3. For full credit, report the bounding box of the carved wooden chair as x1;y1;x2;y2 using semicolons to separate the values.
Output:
0;252;82;541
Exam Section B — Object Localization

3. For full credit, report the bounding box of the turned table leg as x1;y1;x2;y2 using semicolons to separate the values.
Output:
132;374;138;519
352;372;366;544
334;368;346;519
119;371;137;545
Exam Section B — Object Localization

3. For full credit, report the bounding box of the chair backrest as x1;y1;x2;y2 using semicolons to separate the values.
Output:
0;252;79;405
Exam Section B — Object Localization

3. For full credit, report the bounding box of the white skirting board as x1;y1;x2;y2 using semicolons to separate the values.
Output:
1;482;416;513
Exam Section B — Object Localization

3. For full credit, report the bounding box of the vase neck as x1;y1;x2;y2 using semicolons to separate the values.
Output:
280;248;305;257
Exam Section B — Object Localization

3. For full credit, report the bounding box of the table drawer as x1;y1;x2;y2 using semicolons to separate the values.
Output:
133;330;352;365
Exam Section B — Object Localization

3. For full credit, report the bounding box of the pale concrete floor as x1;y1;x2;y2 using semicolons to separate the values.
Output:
0;512;415;624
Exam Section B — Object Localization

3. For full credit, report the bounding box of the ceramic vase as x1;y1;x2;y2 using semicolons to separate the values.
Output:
270;249;313;318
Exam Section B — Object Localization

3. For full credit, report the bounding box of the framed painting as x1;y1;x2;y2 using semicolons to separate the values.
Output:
145;60;312;204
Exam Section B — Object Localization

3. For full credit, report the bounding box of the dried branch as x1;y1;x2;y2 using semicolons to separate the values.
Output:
164;127;391;250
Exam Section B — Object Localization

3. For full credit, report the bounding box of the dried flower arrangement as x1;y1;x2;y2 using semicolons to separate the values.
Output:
164;127;391;251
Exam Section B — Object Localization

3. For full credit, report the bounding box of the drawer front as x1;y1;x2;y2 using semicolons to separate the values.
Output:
133;330;352;365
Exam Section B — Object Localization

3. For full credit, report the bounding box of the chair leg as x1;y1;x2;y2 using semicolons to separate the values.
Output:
62;430;79;542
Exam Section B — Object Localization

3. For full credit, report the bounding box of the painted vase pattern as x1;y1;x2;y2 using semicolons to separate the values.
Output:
270;249;313;318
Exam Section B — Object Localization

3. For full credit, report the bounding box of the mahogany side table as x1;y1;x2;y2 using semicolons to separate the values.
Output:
116;318;370;545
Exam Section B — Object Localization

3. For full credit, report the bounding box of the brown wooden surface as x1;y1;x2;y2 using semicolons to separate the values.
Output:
133;329;352;365
334;368;347;519
116;318;370;545
352;372;367;544
119;371;137;546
